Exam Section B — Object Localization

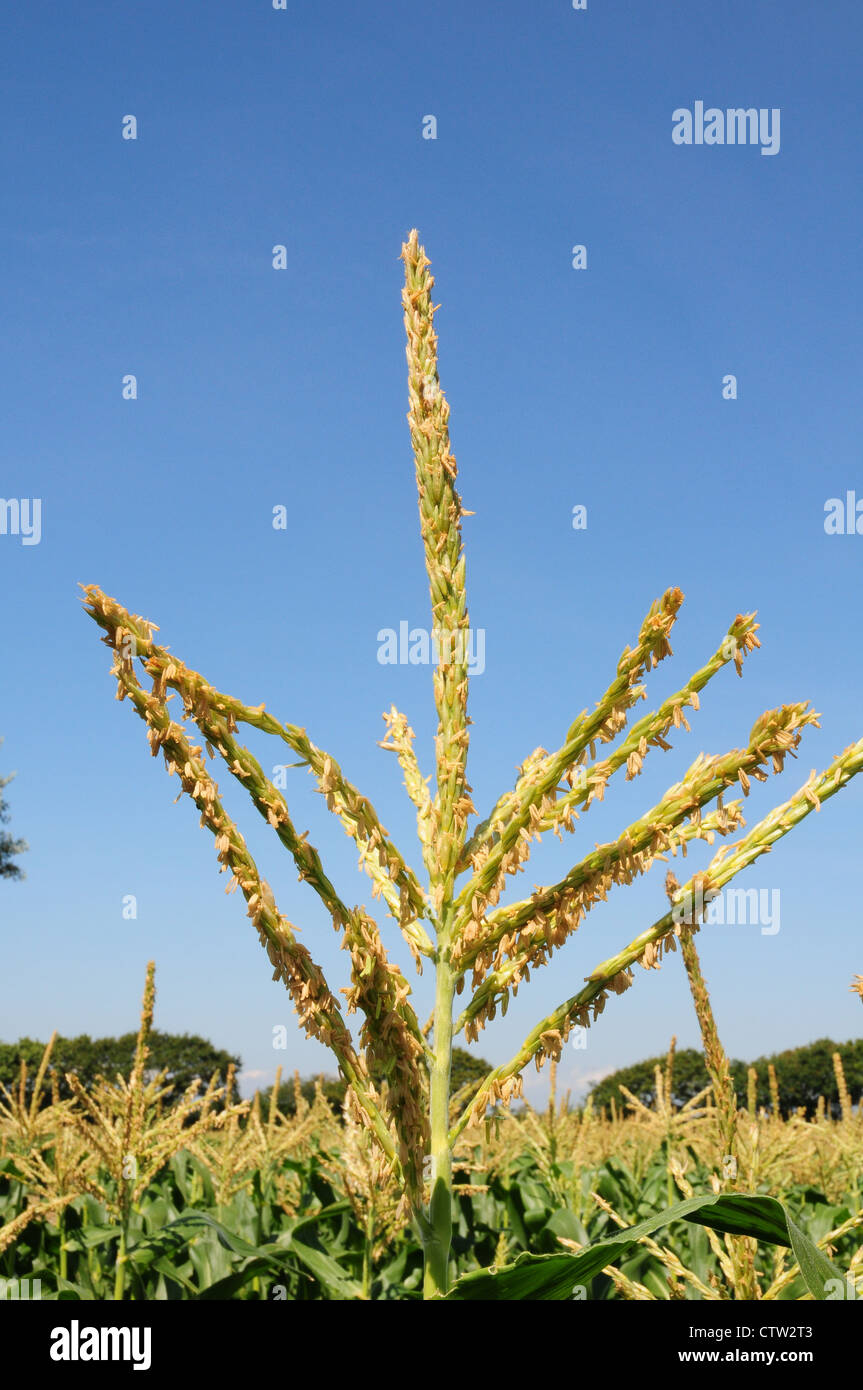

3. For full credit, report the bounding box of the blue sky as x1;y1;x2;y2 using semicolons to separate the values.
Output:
2;1;862;1103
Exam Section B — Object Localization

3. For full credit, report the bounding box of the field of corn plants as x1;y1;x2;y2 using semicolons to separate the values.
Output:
2;966;862;1301
4;231;863;1303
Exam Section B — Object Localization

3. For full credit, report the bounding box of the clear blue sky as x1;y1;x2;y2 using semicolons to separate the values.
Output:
2;1;862;1103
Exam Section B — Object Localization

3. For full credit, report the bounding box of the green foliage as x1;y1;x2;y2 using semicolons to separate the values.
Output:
257;1048;492;1120
255;1075;348;1118
450;1047;492;1095
588;1038;863;1117
589;1049;719;1112
445;1194;842;1301
0;741;27;881
0;1031;241;1107
749;1038;863;1117
1;1144;857;1301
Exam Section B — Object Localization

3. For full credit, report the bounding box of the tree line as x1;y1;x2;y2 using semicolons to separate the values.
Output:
587;1038;863;1118
1;1032;242;1108
0;1032;491;1116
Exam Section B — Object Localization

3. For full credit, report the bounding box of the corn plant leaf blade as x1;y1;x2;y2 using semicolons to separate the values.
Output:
443;1193;843;1300
49;1280;105;1302
136;1211;363;1301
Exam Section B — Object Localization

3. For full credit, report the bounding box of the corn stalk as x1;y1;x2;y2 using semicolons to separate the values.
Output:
82;230;863;1300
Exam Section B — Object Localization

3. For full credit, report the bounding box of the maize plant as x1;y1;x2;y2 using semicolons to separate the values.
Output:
82;231;863;1300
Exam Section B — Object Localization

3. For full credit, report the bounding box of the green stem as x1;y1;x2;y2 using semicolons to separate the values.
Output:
423;947;455;1299
81;1203;99;1294
362;1209;375;1300
666;1142;675;1208
113;1224;127;1302
58;1206;68;1283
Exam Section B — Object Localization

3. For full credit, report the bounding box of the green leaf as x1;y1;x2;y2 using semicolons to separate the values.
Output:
147;1212;269;1260
196;1258;280;1300
148;1255;200;1295
43;1277;91;1301
444;1193;843;1301
544;1208;589;1246
65;1223;123;1251
288;1235;362;1301
129;1210;362;1301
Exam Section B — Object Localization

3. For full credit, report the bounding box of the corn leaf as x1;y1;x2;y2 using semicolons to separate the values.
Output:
444;1193;842;1300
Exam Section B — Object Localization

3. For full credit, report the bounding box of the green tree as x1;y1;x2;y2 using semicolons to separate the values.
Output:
255;1073;348;1117
747;1038;863;1117
449;1046;493;1113
588;1048;723;1112
588;1038;863;1117
450;1047;491;1094
0;1030;241;1107
0;740;27;880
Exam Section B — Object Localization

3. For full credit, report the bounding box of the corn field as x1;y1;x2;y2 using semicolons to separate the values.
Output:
1;967;861;1301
